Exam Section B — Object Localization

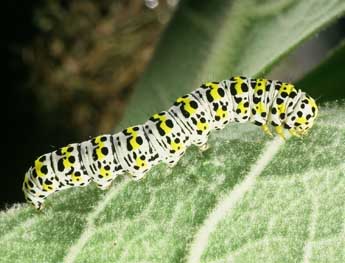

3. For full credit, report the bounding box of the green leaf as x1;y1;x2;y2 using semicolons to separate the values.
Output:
1;0;345;262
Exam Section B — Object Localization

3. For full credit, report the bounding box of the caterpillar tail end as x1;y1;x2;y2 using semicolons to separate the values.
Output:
23;168;46;211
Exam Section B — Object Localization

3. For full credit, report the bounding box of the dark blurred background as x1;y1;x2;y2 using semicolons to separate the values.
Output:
2;0;176;209
2;0;345;210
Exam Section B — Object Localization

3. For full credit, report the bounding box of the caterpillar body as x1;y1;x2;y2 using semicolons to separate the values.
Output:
23;76;318;210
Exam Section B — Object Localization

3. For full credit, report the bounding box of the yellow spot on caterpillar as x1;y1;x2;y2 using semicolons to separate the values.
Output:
233;76;245;95
63;159;72;169
237;101;247;113
176;97;197;115
42;183;54;192
309;97;317;107
152;113;172;135
215;106;227;119
126;127;141;151
280;83;294;94
308;97;318;117
297;116;307;125
170;141;183;152
277;104;286;115
34;159;45;177
99;167;111;178
255;79;267;93
206;82;222;101
60;146;70;155
60;145;74;168
136;157;147;169
256;101;266;115
71;173;82;182
196;121;208;132
95;136;106;160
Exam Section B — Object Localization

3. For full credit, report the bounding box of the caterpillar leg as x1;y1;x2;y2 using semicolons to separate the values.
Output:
275;125;286;140
130;171;147;181
165;151;185;168
289;128;301;138
261;124;273;137
193;136;209;151
166;159;179;168
167;160;179;168
198;143;209;152
33;202;44;211
38;204;44;211
96;181;113;190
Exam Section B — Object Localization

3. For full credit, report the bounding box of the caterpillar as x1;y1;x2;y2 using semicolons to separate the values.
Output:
23;76;318;210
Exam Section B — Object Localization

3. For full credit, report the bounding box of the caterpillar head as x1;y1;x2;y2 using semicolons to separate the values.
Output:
285;93;318;137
